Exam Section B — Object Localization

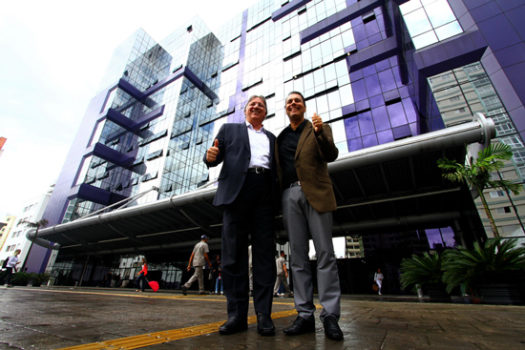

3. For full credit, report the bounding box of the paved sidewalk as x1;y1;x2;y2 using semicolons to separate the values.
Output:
0;286;524;349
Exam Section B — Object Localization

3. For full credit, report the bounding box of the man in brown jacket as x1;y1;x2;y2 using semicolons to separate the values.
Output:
276;91;343;341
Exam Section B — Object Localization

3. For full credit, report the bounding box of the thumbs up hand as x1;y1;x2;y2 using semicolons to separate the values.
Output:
312;113;323;133
206;138;220;162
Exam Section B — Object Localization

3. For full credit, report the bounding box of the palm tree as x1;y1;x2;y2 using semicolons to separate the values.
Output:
19;218;48;271
437;143;522;238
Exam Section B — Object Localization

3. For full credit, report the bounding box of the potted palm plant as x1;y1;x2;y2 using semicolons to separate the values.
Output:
400;251;450;302
442;238;525;304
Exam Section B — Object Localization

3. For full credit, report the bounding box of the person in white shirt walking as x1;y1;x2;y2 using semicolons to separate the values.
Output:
1;249;21;287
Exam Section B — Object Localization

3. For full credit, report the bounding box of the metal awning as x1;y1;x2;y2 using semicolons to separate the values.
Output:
31;114;495;256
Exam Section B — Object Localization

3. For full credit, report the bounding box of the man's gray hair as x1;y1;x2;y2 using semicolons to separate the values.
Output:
244;95;267;112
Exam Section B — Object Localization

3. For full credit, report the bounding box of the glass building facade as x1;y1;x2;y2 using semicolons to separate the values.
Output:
36;0;525;291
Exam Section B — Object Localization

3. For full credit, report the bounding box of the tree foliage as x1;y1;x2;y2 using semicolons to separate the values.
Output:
437;143;522;237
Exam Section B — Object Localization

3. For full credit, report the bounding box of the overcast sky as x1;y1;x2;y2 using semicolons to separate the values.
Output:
0;0;261;219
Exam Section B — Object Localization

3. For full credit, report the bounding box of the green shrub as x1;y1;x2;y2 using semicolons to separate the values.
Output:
400;251;443;290
10;272;29;286
442;238;525;294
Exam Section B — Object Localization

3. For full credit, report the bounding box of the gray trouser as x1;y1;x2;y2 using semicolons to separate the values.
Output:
282;185;341;320
274;273;291;294
184;266;204;291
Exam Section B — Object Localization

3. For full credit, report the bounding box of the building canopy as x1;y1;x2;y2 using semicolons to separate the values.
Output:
31;114;495;256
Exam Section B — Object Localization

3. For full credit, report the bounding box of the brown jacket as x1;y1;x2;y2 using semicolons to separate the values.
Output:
276;120;339;213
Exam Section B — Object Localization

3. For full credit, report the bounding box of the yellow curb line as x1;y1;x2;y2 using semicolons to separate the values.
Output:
23;287;296;305
56;309;299;350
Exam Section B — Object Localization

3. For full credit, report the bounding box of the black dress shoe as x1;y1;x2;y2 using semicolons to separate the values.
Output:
283;315;315;335
219;317;248;335
257;313;275;336
322;315;343;341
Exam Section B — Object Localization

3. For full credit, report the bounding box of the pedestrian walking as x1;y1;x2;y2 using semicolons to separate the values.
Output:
274;251;292;297
135;257;148;292
211;254;223;295
374;268;384;295
1;249;21;287
181;235;212;295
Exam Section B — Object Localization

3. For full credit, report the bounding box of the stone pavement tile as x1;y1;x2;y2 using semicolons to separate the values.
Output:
385;329;480;350
2;288;525;350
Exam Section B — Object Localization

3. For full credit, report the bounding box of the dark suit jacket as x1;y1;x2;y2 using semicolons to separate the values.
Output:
276;120;338;213
204;122;277;206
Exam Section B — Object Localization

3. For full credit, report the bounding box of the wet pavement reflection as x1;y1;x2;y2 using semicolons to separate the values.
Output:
0;286;524;349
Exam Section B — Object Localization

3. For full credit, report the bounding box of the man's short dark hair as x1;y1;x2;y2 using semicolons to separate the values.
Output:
244;95;267;112
286;91;306;105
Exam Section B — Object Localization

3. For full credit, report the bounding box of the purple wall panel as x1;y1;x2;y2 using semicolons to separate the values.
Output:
494;44;525;69
375;59;390;72
387;102;407;127
24;245;49;274
347;137;363;151
505;62;525;103
362;133;378;147
480;49;500;75
409;122;419;137
365;19;380;36
392;124;411;140
344;117;360;139
377;129;393;144
372;106;389;131
402;98;418;123
469;1;500;22
504;6;525;40
368;33;384;46
356;99;370;112
378;69;396;92
370;95;384;108
495;0;524;11
489;69;523;111
342;103;356;116
351;79;367;102
42;89;109;227
353;23;366;42
399;86;410;99
477;14;521;51
383;89;399;102
365;75;381;96
463;0;492;8
362;65;376;77
510;106;525;134
350;69;363;81
358;111;375;135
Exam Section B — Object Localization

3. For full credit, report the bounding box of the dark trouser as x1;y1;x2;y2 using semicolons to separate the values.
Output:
221;172;276;320
136;273;146;291
2;267;15;285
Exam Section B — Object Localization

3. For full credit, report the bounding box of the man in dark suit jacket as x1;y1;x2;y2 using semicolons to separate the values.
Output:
204;95;277;336
276;91;343;341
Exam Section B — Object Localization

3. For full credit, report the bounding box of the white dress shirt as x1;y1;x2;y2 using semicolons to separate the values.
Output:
246;121;270;169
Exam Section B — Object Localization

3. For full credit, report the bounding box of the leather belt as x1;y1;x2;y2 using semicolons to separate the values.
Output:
248;167;269;174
